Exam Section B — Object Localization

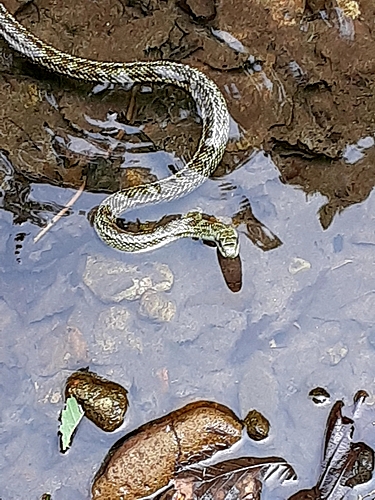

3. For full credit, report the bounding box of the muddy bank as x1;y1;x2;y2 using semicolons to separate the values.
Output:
1;0;375;231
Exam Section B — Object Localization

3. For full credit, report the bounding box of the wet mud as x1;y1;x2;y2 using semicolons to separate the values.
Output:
2;0;375;234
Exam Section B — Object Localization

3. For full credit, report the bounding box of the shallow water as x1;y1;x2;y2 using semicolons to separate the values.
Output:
2;144;375;498
1;0;375;499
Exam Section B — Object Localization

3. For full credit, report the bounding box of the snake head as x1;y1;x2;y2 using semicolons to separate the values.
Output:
216;226;240;259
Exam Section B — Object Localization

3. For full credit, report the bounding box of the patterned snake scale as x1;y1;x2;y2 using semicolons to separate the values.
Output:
0;3;239;258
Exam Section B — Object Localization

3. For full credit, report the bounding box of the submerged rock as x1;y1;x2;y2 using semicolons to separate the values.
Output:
243;409;270;441
83;256;174;303
139;289;176;322
92;401;269;500
308;387;330;405
65;369;128;432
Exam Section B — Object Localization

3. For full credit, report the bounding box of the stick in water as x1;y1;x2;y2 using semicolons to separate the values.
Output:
33;179;86;243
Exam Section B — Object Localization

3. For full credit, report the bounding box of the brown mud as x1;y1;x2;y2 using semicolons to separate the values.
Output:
1;0;374;235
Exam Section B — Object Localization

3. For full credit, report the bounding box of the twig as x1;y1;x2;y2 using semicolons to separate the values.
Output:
126;84;139;123
33;178;86;243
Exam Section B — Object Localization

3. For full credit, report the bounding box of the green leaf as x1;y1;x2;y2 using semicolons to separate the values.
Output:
58;396;84;453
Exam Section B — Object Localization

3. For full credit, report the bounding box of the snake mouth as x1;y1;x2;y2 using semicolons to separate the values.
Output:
216;228;240;259
219;243;240;259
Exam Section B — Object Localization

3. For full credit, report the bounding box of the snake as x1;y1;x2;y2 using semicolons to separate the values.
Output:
0;3;239;258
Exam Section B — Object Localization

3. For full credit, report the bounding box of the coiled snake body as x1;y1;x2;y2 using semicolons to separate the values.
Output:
0;4;239;258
